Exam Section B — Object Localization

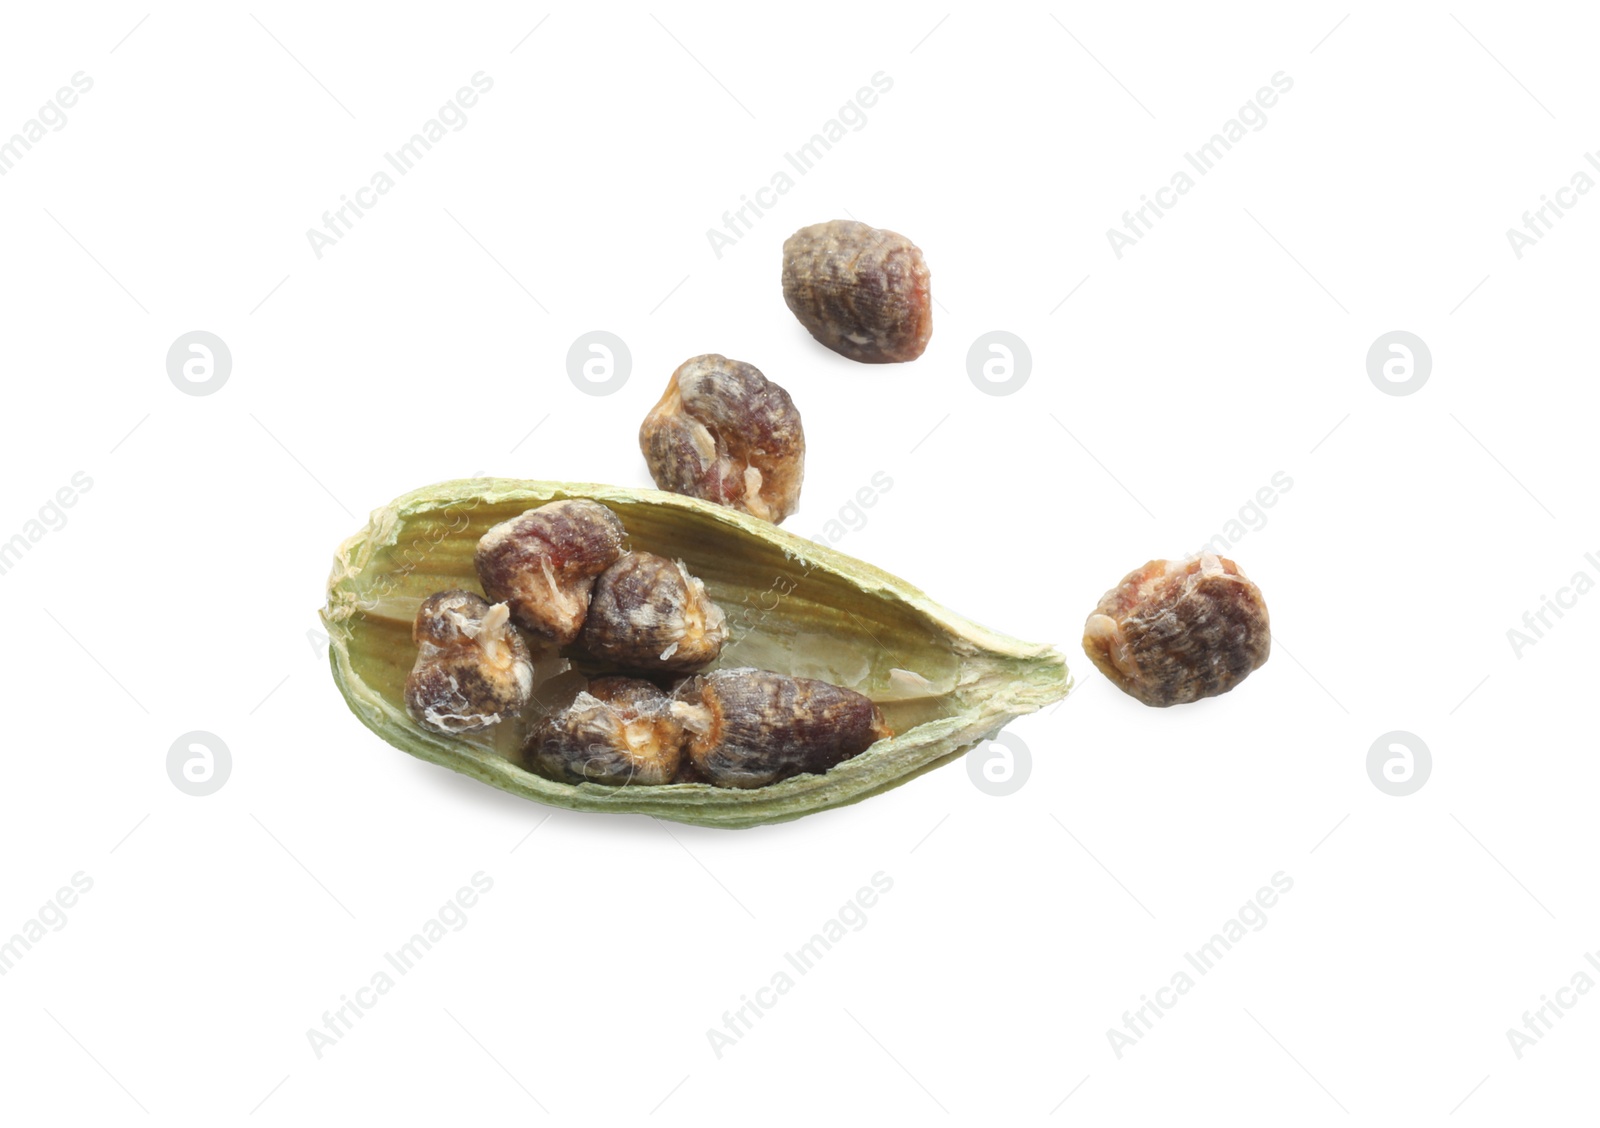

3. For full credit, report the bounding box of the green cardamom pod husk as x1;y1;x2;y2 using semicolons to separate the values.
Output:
322;479;1070;828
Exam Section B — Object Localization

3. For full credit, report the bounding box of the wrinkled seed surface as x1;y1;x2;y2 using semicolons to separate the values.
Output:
475;499;626;643
782;219;932;363
580;551;728;672
526;676;684;786
639;354;804;523
404;590;534;734
1082;553;1270;707
673;667;892;788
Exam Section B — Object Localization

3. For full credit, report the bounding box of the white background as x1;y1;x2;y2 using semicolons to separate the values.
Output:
0;2;1594;1123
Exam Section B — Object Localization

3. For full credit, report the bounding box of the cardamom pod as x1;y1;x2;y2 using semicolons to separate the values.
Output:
322;479;1070;828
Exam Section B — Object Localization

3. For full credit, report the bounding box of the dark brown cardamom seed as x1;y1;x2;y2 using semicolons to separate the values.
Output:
526;676;685;786
580;551;728;672
671;668;891;788
404;590;534;734
474;499;626;643
781;219;932;363
1082;553;1271;707
639;354;804;523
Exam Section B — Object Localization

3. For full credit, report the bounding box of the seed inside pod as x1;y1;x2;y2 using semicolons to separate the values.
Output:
475;499;625;643
404;590;535;734
671;667;892;789
781;219;932;364
526;676;685;786
639;354;805;523
580;551;728;672
1082;552;1270;707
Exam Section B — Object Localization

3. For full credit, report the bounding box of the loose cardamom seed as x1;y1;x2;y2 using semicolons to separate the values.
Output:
323;479;1069;828
639;354;804;523
1082;552;1270;707
781;219;932;363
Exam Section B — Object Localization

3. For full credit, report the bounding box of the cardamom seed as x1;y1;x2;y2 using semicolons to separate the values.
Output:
404;590;533;734
781;219;932;363
527;676;685;786
475;499;625;643
639;354;804;522
672;668;890;788
579;551;728;672
1082;552;1270;707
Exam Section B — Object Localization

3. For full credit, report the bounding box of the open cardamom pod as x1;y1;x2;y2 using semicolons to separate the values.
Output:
322;479;1070;828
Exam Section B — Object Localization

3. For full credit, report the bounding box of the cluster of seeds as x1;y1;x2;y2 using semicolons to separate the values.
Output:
635;219;934;525
398;208;1271;816
399;219;938;788
348;204;1285;841
404;498;891;789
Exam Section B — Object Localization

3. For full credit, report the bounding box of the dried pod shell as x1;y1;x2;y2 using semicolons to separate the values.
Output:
672;668;890;789
782;219;932;363
1082;553;1270;707
323;479;1069;828
639;354;804;523
474;499;625;643
526;677;684;786
580;552;728;672
404;591;534;734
